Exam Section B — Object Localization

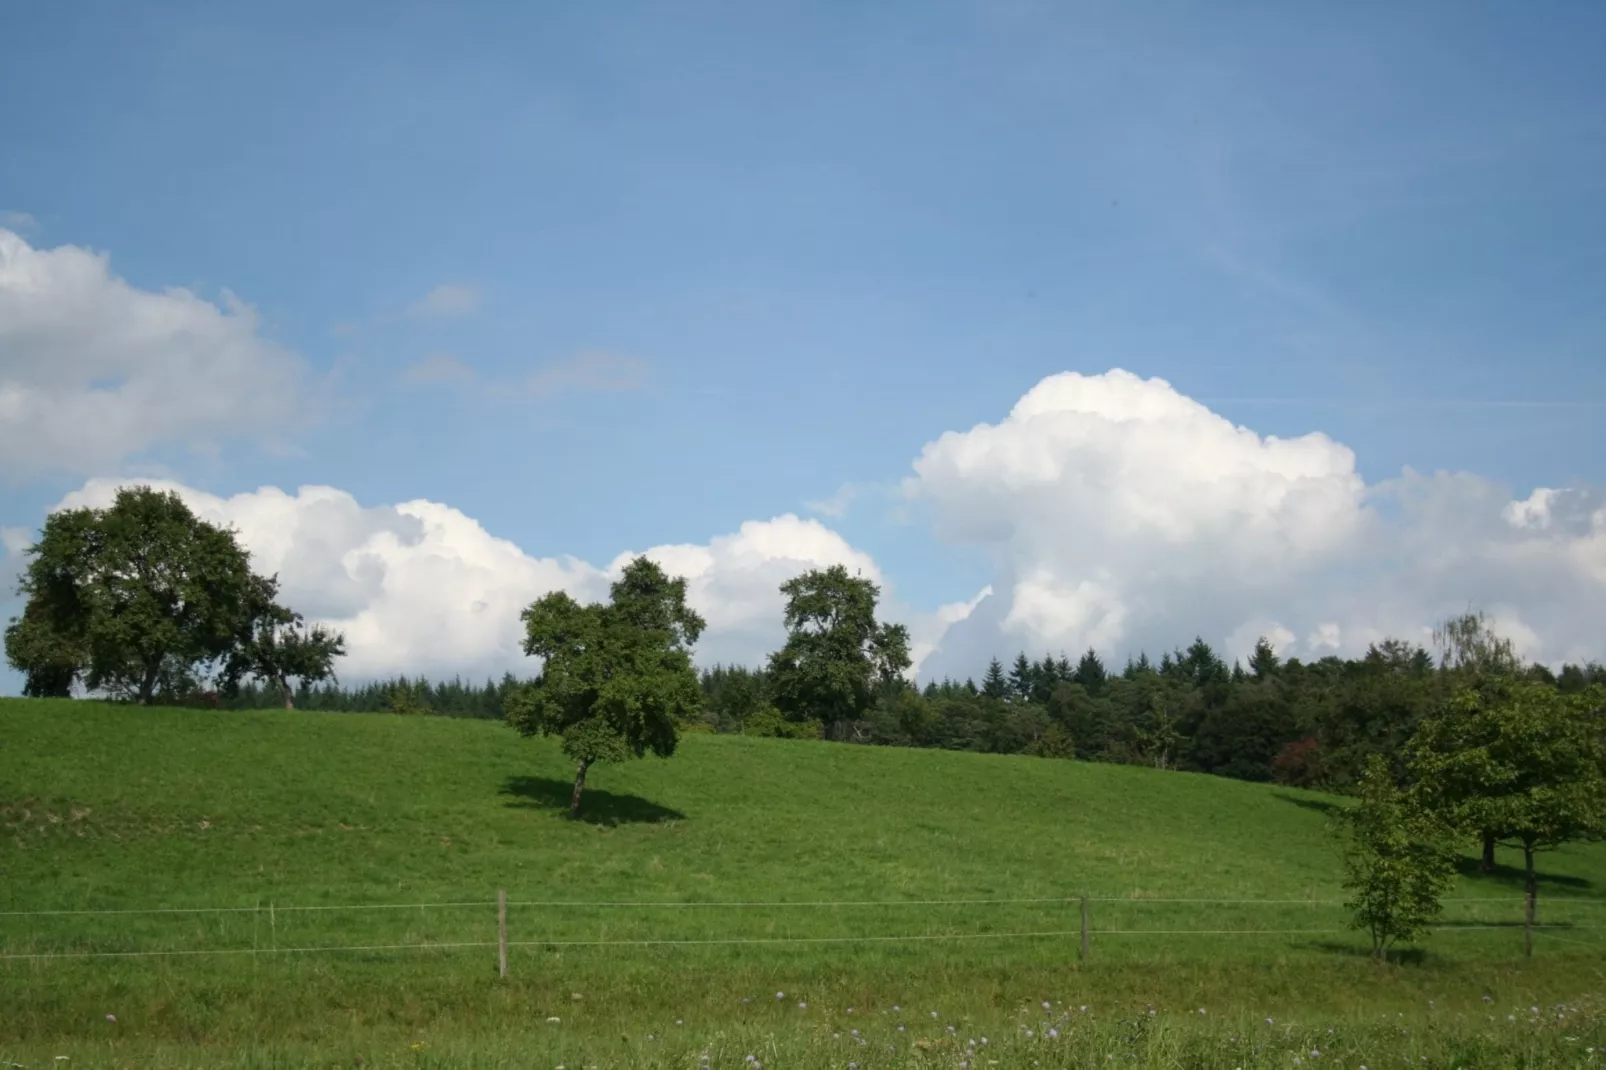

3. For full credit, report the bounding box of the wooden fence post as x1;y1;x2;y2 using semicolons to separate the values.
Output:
1079;897;1089;962
498;889;509;979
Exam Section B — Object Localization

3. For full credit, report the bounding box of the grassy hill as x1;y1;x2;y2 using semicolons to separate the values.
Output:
3;697;1605;1068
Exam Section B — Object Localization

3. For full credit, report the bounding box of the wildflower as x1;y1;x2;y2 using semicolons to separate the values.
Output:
931;1011;940;1018
847;1007;854;1013
980;1037;988;1045
898;1025;905;1032
676;1019;684;1026
104;1015;116;1023
798;1001;807;1009
776;992;785;1000
1198;1008;1207;1015
546;1017;560;1024
1047;1028;1059;1039
1079;1006;1088;1013
849;1064;858;1070
1042;1001;1051;1009
409;1042;426;1053
893;1004;901;1011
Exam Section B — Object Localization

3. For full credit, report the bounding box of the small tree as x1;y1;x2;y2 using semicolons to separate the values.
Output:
1338;756;1457;961
220;582;345;709
1407;681;1606;948
766;565;910;734
506;557;704;818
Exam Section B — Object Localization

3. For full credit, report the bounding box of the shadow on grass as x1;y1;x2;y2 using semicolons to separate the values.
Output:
1297;939;1428;965
1272;792;1347;818
1452;857;1593;891
500;776;686;827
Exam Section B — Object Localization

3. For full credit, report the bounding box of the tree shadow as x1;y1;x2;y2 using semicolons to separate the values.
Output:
1452;857;1593;890
1272;791;1346;818
1296;940;1427;965
500;776;686;827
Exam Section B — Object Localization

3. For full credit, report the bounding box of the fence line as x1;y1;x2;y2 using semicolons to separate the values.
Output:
3;923;1599;964
0;894;1562;918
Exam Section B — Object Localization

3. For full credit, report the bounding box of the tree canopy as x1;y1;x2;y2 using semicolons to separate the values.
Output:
766;565;911;735
4;486;340;706
504;556;705;818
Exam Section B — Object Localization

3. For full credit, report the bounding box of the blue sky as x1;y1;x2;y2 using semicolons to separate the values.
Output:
3;0;1605;689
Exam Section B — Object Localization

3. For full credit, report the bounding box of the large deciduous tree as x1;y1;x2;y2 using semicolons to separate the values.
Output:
766;565;910;735
505;556;705;818
1407;680;1606;948
4;486;339;706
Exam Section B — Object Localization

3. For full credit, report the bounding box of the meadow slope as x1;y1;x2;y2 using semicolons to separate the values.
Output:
3;698;1604;1067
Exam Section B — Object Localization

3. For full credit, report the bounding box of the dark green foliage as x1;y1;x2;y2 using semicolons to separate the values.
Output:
219;589;345;709
766;565;910;731
981;657;1008;699
504;556;705;817
1408;680;1606;915
4;486;338;706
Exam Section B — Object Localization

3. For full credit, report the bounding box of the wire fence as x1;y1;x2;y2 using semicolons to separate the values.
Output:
1;893;1602;967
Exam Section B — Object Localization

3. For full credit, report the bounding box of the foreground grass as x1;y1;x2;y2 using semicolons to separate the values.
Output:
4;698;1605;1065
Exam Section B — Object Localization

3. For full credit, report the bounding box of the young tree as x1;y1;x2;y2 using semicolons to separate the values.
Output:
506;556;705;818
220;586;346;710
1337;756;1457;961
766;565;911;732
1407;681;1606;949
3;486;308;705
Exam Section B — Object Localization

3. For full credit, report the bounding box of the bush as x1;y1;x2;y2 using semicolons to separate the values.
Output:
742;707;823;739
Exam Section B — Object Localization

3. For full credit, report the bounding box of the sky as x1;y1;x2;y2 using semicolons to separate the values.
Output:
2;0;1604;692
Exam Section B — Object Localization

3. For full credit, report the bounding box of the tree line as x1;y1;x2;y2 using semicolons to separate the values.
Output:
7;485;1606;840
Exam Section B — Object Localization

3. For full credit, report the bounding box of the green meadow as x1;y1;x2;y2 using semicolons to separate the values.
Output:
3;698;1604;1068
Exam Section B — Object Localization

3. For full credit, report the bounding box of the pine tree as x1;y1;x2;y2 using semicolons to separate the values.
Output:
1009;653;1034;701
981;658;1008;700
1073;648;1108;697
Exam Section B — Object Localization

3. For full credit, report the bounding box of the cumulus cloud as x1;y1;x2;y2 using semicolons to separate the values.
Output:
0;228;310;478
46;480;886;682
909;369;1606;678
410;284;482;317
524;351;647;399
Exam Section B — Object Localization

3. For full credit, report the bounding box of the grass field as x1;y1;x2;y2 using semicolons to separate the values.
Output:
3;698;1605;1068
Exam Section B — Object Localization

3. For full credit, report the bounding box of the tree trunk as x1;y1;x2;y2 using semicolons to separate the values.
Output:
278;673;295;710
138;661;161;706
1480;832;1496;873
1523;842;1537;958
569;759;591;819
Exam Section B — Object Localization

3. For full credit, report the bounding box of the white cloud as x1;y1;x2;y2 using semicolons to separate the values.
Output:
909;369;1606;677
46;480;886;683
0;228;309;478
411;284;482;317
524;351;646;399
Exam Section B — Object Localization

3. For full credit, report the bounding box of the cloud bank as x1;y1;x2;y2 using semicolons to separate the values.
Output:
0;228;308;477
907;370;1606;678
48;481;888;682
